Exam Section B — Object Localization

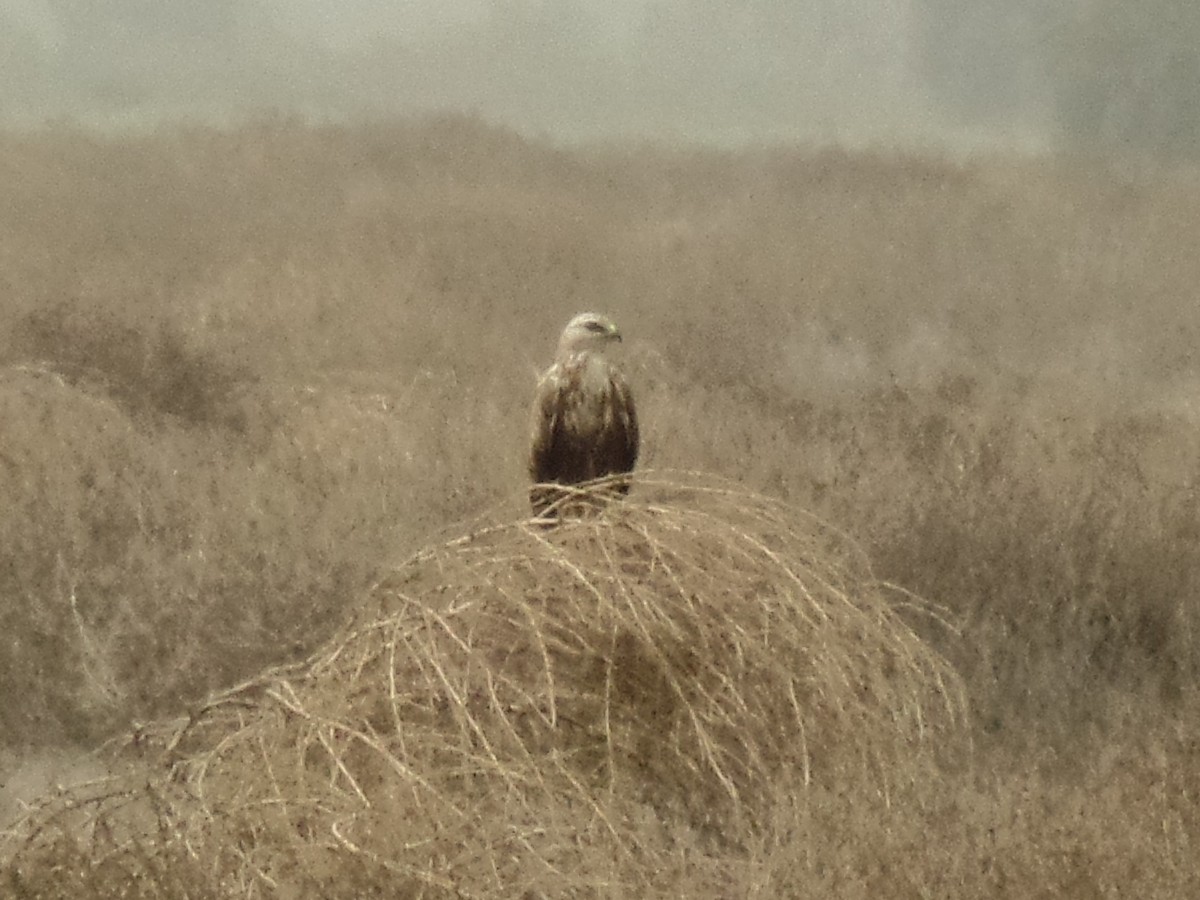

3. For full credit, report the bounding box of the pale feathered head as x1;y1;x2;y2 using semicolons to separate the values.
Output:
556;312;623;358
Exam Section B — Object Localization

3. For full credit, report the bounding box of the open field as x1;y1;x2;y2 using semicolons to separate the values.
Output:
2;116;1200;895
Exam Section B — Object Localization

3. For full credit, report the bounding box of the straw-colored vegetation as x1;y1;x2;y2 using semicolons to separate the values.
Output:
2;475;966;897
3;116;1200;896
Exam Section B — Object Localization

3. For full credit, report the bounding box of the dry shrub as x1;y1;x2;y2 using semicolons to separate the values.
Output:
7;299;249;431
3;473;965;897
0;366;373;748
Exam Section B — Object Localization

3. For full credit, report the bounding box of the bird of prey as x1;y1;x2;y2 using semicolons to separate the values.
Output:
528;312;639;518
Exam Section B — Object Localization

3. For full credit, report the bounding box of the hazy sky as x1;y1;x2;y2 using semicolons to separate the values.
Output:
0;0;1079;151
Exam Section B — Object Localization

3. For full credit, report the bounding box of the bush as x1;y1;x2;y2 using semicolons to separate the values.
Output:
2;476;965;896
8;300;248;430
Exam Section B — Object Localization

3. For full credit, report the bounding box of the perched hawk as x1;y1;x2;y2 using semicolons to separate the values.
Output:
528;312;639;518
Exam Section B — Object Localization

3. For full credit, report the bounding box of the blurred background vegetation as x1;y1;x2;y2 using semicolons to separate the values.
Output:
2;114;1199;752
2;116;1200;894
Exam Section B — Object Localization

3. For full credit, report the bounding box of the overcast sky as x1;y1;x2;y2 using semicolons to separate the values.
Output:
0;0;1098;152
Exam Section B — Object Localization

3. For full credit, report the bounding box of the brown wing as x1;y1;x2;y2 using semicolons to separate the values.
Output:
528;361;639;516
605;371;639;477
528;368;566;485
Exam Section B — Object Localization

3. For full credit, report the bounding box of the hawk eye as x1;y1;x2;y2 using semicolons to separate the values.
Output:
585;321;608;333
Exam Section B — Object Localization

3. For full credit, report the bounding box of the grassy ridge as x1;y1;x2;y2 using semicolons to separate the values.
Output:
3;116;1200;894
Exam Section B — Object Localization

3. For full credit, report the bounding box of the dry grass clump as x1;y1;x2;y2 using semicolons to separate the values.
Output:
3;473;964;897
7;299;250;431
0;364;380;748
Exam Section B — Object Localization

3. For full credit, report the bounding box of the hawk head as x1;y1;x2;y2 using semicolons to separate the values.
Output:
556;312;623;358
